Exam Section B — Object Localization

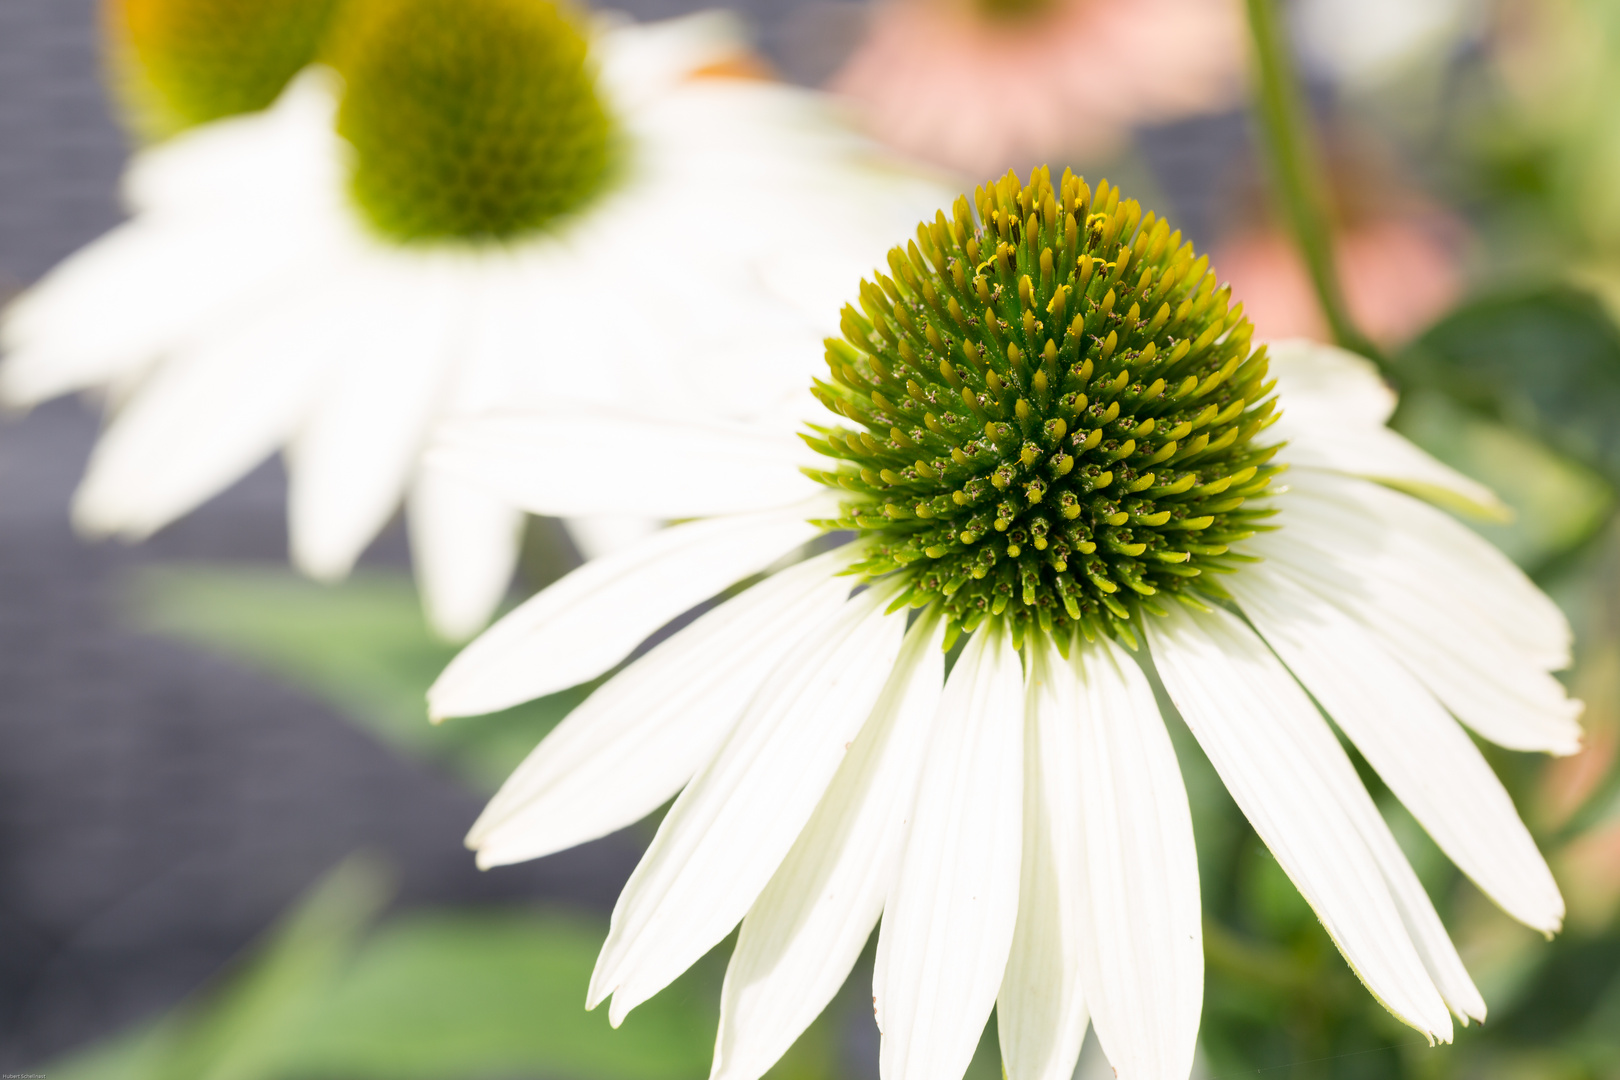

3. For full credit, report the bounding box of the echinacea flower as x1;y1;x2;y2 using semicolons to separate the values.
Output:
829;0;1245;176
428;170;1580;1080
1;0;948;639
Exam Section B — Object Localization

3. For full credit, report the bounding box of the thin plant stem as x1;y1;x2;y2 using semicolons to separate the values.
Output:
1244;0;1384;367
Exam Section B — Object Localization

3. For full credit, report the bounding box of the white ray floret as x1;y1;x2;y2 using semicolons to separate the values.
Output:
1066;637;1203;1079
591;581;912;1025
713;610;946;1080
996;639;1091;1080
467;545;866;867
875;626;1026;1080
1227;570;1564;934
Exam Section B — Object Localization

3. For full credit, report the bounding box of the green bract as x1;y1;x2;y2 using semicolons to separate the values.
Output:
330;0;616;243
111;0;341;137
807;169;1283;647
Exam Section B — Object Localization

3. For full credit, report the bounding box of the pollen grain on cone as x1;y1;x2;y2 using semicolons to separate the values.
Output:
807;167;1282;645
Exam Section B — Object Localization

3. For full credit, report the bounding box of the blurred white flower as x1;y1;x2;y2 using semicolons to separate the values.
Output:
428;172;1577;1080
1;0;950;639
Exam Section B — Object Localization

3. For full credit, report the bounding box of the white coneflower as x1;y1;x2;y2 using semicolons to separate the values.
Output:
0;0;947;638
428;169;1580;1080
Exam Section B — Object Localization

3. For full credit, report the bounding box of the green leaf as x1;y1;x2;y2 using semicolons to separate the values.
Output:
1398;285;1620;491
122;565;589;791
50;883;722;1080
276;910;717;1080
50;856;392;1080
1392;389;1614;570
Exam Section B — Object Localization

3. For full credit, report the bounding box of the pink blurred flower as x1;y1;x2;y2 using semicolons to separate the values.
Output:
828;0;1245;175
1215;217;1465;347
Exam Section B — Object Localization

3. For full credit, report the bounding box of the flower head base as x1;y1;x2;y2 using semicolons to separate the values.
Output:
329;0;616;243
809;169;1281;645
108;0;341;137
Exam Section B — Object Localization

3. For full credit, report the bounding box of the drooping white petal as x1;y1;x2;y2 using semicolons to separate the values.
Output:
1251;474;1583;755
123;67;345;218
1273;469;1571;669
67;262;352;540
429;504;821;718
877;625;1025;1080
996;639;1089;1080
427;410;821;520
1223;579;1490;1024
1288;429;1507;521
1265;339;1397;426
1266;340;1507;519
563;515;664;560
591;585;911;1025
713;611;946;1080
1069;637;1203;1080
1231;570;1564;936
406;470;524;643
3;74;343;411
468;546;861;868
286;252;468;582
0;216;303;407
1147;603;1455;1042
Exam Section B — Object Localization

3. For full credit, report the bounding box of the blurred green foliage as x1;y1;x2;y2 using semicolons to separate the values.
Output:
1398;286;1620;506
53;856;392;1080
124;564;592;792
49;858;728;1080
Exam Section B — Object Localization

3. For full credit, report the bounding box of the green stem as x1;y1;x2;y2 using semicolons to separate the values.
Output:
1244;0;1383;366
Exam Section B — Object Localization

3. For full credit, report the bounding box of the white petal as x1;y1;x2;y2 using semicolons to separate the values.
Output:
1265;340;1507;519
67;266;351;540
877;625;1024;1080
440;240;622;413
0;74;345;415
123;68;344;217
592;585;911;1025
1266;339;1396;426
713;611;946;1080
563;515;664;560
1251;475;1583;755
1231;570;1564;935
996;638;1089;1080
429;504;820;718
1;71;346;413
427;409;821;520
407;470;524;642
1284;432;1508;522
468;546;861;868
1276;469;1571;669
1069;637;1203;1080
1147;603;1454;1042
286;254;467;581
1;216;298;406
